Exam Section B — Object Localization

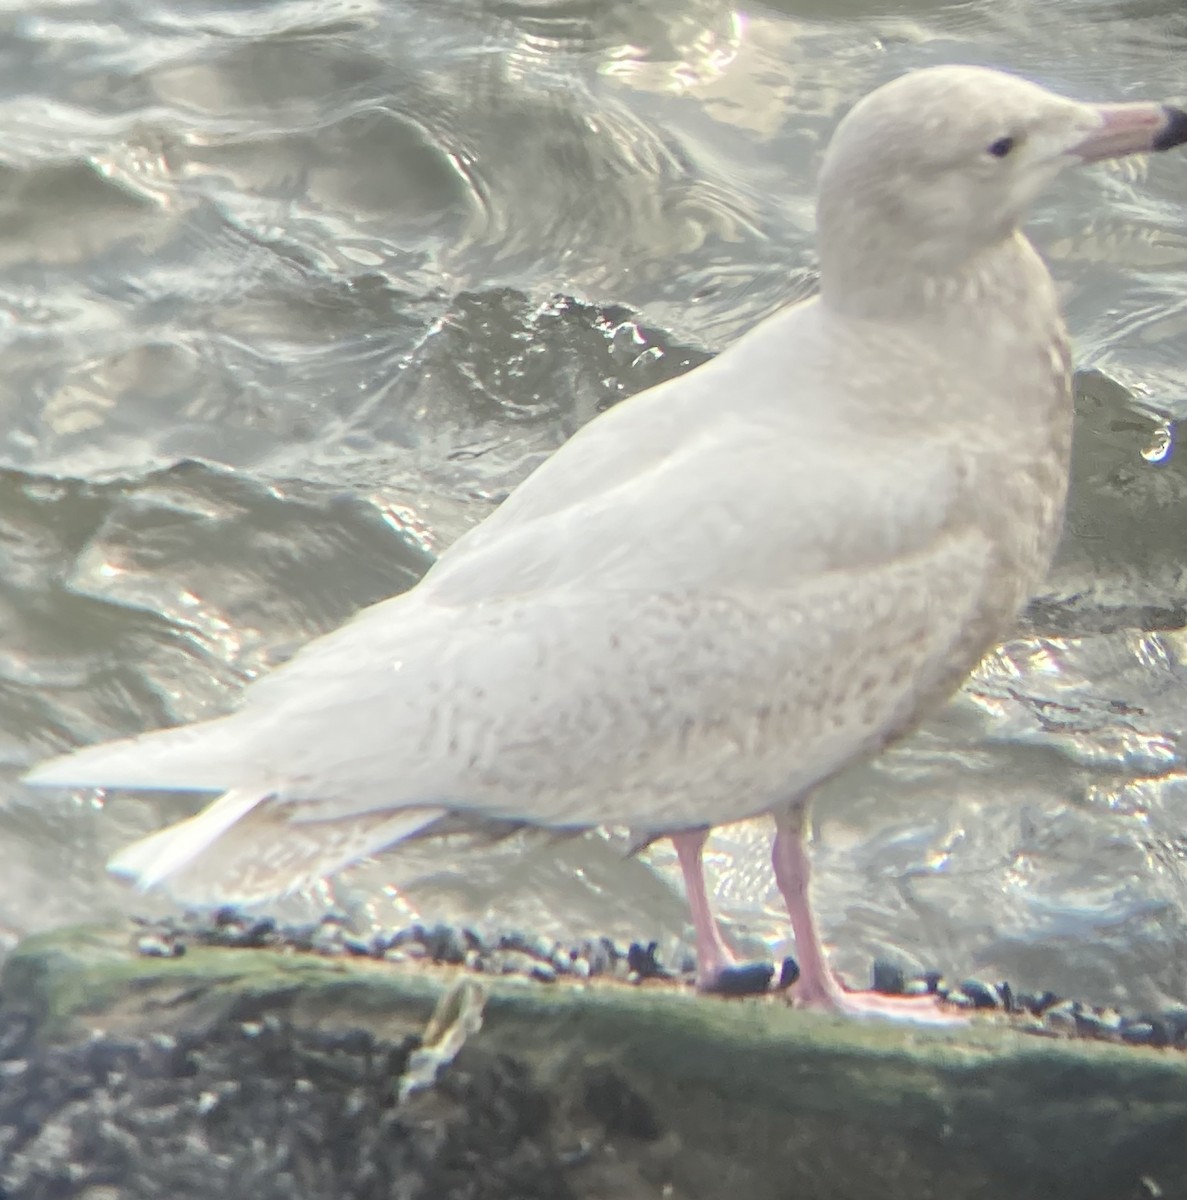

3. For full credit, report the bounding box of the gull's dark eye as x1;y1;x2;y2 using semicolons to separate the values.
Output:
987;135;1016;158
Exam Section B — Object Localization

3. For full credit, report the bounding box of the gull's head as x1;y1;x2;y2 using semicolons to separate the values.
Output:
816;65;1187;311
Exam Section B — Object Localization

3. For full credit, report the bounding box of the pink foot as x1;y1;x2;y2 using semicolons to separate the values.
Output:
771;799;966;1026
793;976;965;1024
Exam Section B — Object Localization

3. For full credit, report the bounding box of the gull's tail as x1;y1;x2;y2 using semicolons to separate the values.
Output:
26;720;447;906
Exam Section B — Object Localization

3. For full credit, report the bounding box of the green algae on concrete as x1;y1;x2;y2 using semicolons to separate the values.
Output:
2;924;1186;1200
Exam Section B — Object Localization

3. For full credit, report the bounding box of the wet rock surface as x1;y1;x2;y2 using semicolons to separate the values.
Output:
0;1011;568;1200
1;924;1187;1200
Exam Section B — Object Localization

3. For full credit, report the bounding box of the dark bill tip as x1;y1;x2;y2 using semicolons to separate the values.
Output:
1153;105;1187;153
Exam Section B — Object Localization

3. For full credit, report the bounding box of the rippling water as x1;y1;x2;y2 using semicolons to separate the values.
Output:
2;0;1186;1011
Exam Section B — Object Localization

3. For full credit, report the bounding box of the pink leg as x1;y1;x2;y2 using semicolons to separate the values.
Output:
671;828;738;987
772;796;961;1023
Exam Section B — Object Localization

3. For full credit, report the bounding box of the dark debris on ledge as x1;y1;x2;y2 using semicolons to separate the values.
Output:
132;909;1187;1052
133;909;684;988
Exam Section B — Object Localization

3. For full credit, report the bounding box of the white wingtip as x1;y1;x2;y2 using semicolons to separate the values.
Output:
108;795;449;906
107;786;270;890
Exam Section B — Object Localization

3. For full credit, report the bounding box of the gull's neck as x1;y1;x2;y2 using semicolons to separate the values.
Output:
808;222;1071;455
817;226;1054;331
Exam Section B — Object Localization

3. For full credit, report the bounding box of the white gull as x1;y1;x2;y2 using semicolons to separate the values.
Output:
26;65;1187;1019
